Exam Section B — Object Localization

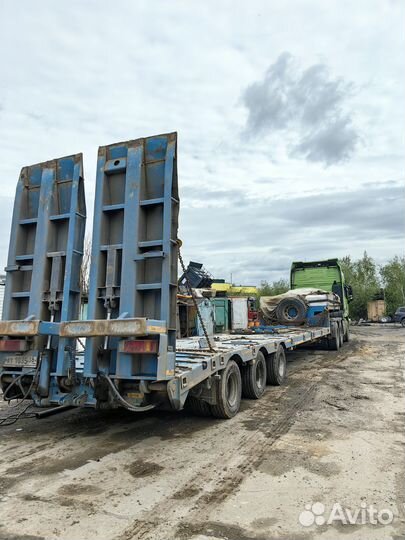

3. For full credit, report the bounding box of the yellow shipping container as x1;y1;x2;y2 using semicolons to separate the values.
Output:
236;286;258;295
211;282;232;292
211;283;258;295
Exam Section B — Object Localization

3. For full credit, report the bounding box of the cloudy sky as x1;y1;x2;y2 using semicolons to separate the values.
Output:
0;0;404;285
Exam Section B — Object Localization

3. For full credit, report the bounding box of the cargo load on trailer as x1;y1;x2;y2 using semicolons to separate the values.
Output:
290;259;352;341
260;288;341;325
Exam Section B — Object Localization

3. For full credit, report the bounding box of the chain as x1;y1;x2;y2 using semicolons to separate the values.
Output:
177;242;214;352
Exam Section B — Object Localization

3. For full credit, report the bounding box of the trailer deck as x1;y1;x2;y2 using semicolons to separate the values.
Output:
172;327;330;405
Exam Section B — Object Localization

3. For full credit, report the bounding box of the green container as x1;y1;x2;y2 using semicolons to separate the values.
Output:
212;298;229;333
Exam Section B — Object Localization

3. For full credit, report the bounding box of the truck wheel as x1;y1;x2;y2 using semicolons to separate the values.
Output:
266;344;287;386
338;323;344;348
328;321;341;351
275;297;307;324
401;318;405;328
186;395;212;417
242;351;267;399
211;360;242;419
343;321;350;342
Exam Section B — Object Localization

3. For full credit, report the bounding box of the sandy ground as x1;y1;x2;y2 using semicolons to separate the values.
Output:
0;325;404;540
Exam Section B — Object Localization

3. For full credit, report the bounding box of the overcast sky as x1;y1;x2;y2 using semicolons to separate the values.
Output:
0;0;404;285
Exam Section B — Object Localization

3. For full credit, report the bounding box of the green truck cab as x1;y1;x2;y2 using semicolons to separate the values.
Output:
290;258;353;341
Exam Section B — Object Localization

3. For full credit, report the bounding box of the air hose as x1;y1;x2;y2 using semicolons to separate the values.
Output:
99;372;156;412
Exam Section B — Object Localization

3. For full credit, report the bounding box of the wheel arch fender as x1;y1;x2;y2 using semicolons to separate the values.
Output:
259;346;270;359
276;341;287;352
229;353;244;369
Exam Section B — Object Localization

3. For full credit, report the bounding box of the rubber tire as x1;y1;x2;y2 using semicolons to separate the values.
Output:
339;322;344;348
210;360;242;419
275;297;307;324
329;321;341;351
401;318;405;328
266;345;287;386
242;351;267;399
343;320;350;342
186;395;212;417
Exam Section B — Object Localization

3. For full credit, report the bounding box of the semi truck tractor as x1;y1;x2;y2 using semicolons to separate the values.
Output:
291;259;352;344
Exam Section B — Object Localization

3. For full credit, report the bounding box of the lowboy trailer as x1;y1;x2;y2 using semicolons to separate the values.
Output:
0;132;345;419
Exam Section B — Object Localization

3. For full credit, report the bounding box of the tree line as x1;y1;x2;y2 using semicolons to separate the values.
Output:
258;253;405;319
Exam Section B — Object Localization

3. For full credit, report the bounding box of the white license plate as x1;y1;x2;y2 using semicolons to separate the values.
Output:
3;354;38;368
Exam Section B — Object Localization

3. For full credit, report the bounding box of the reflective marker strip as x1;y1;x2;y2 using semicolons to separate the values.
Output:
147;325;166;333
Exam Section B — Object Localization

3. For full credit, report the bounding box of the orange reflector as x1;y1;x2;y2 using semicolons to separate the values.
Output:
0;339;29;352
120;340;158;354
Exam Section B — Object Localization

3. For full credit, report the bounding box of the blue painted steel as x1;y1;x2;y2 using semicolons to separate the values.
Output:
84;133;179;382
0;155;86;397
249;325;288;333
306;306;325;318
306;306;329;327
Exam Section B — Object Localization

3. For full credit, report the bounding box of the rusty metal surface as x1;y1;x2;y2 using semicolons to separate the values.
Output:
0;320;40;337
59;318;167;337
118;339;159;354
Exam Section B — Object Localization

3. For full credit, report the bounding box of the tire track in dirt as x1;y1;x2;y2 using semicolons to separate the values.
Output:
0;340;360;540
114;345;356;540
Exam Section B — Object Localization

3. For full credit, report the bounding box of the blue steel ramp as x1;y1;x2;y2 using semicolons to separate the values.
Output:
0;155;86;400
82;133;179;383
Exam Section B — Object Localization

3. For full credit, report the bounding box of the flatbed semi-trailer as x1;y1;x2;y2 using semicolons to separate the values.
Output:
0;132;347;421
170;326;332;417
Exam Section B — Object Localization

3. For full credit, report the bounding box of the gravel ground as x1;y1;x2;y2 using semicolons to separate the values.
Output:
0;325;404;540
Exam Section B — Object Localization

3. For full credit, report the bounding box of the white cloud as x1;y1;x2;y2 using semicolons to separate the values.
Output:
242;52;359;165
0;0;404;285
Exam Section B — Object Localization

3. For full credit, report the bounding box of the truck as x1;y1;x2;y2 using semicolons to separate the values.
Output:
0;132;348;421
291;259;352;344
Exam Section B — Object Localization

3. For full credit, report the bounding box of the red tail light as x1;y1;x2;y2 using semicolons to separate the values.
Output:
119;339;158;354
0;339;29;352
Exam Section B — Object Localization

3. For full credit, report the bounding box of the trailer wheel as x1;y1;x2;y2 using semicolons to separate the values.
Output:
211;360;242;419
186;395;212;417
328;321;341;351
266;345;287;386
242;351;267;399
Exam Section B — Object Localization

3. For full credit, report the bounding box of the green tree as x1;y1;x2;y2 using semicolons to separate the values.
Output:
340;252;380;319
258;278;289;298
380;256;405;316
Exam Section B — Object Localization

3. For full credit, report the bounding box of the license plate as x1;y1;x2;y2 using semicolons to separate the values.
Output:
3;354;38;368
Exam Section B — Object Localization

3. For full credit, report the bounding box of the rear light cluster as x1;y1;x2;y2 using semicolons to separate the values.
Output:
119;339;158;354
0;339;28;352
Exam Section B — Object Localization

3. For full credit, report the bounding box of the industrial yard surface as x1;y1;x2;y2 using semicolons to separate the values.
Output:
0;325;404;540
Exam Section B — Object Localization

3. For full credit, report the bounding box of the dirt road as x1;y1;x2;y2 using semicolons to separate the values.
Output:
0;325;404;540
